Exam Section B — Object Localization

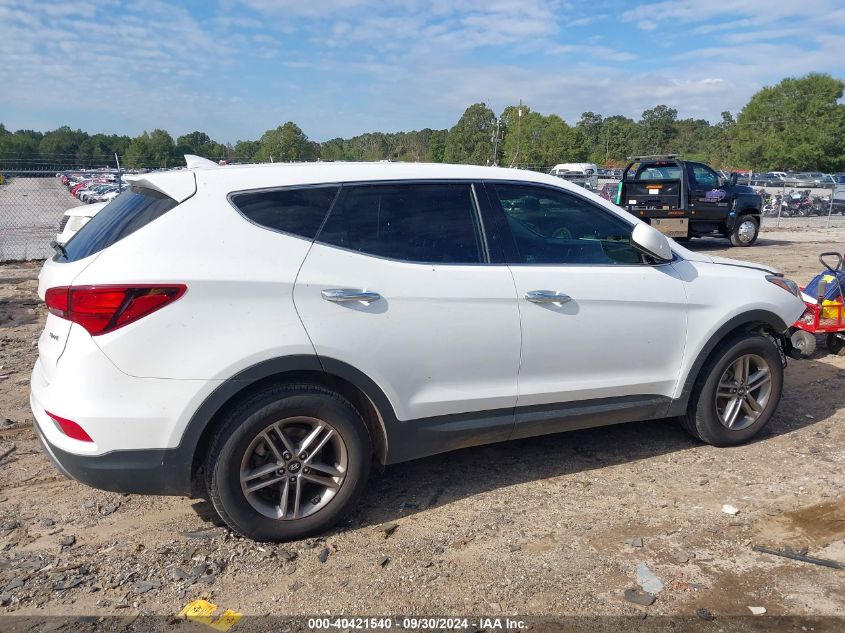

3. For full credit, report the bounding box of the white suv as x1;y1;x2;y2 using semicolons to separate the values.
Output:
31;160;805;541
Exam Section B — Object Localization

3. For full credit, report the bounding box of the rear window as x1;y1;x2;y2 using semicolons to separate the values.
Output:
229;186;338;239
60;186;178;262
634;165;682;180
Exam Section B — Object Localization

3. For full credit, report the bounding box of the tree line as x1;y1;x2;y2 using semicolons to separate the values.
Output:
1;73;843;173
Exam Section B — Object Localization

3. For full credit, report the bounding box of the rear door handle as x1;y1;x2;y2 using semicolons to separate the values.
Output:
321;288;381;303
525;290;572;304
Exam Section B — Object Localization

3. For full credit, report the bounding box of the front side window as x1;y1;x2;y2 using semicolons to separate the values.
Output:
493;184;642;265
316;183;484;263
689;164;719;189
230;186;338;239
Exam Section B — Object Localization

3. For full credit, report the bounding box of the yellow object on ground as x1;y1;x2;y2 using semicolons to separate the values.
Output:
178;599;243;631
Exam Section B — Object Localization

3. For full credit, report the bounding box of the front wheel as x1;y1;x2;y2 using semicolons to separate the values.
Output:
729;215;759;247
681;333;783;446
206;384;372;541
791;329;817;357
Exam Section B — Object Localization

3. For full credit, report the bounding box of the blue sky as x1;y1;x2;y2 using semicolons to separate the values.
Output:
1;0;844;143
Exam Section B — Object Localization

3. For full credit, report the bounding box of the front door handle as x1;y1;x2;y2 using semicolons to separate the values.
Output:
321;288;381;303
525;290;572;304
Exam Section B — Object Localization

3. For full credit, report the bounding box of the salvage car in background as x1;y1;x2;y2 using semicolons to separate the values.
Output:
56;202;107;244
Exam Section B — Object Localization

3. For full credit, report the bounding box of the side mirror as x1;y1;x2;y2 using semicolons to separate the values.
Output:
729;172;738;187
631;223;673;262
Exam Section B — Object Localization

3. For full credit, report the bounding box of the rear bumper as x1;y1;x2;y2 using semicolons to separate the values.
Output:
32;410;190;495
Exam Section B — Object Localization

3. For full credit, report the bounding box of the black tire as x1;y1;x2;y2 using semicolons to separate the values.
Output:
681;332;783;447
791;329;817;357
729;215;759;247
827;333;845;356
206;384;371;542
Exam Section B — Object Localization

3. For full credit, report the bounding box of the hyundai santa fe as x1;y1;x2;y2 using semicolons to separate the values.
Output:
31;158;806;541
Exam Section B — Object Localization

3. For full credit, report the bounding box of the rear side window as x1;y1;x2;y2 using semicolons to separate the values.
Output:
230;186;339;239
316;183;484;263
61;186;177;262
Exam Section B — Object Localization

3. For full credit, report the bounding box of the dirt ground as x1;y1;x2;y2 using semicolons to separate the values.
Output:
1;224;844;628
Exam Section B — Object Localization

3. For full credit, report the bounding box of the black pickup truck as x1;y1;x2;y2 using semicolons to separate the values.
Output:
615;155;763;246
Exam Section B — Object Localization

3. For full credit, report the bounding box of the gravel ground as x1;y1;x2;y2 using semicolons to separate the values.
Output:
0;176;79;262
1;227;844;628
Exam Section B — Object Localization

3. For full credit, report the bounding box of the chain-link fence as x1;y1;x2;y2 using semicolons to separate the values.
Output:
0;166;124;262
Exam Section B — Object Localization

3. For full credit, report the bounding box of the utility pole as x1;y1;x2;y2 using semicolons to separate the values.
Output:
510;99;523;168
491;118;501;166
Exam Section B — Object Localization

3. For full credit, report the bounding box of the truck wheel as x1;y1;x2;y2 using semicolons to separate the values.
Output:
826;333;845;356
729;216;759;246
790;330;817;357
681;332;783;446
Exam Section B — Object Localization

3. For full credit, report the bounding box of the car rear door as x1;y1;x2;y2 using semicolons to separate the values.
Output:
482;181;688;439
293;181;521;458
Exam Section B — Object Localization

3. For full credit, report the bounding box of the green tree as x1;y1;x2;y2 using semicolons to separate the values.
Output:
254;122;316;162
501;106;548;167
576;111;604;161
733;73;845;171
125;132;153;168
39;126;87;166
146;129;176;167
706;111;736;169
637;105;678;155
444;103;496;165
596;115;637;164
233;139;261;162
426;129;447;162
541;115;589;165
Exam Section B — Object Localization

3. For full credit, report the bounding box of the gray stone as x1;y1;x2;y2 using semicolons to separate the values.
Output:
132;580;161;594
636;562;663;594
624;588;656;606
318;547;329;563
59;535;76;548
3;578;24;591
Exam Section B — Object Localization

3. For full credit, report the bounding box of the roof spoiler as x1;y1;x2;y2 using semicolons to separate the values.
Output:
184;154;220;169
123;171;197;202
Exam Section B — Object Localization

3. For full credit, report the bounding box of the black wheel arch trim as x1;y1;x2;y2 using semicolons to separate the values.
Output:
666;309;788;417
171;355;399;493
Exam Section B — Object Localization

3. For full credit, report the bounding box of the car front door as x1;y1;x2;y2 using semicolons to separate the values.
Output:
482;181;689;439
688;162;730;221
293;181;521;461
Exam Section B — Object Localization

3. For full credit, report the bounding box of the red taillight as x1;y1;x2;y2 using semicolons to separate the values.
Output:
44;285;186;335
46;411;93;442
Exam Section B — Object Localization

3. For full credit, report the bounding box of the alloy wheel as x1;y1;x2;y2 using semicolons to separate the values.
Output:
714;354;772;431
239;416;348;520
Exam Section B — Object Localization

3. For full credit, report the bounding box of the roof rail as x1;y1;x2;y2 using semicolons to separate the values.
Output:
628;154;680;161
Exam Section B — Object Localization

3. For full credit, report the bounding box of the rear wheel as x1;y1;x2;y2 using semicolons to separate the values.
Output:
827;333;845;356
729;215;759;247
681;333;783;446
206;384;371;541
